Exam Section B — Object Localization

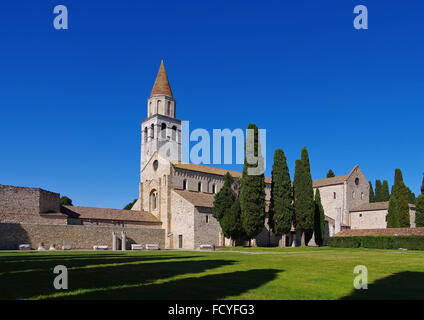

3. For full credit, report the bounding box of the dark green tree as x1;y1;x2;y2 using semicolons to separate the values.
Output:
240;123;266;245
212;172;235;221
406;187;416;205
220;198;246;244
369;181;375;203
123;199;137;210
375;180;383;202
60;196;73;206
421;175;424;195
326;169;335;178
381;180;390;201
387;169;410;228
416;178;424;227
416;195;424;227
269;149;293;240
314;189;325;246
293;147;315;246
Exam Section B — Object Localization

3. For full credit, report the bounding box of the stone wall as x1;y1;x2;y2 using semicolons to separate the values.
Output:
193;207;221;248
0;223;165;250
0;185;60;216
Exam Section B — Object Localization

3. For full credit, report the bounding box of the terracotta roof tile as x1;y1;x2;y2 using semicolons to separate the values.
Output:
61;206;161;224
312;175;348;188
173;162;272;184
334;227;424;237
173;190;215;208
151;60;173;97
350;202;416;212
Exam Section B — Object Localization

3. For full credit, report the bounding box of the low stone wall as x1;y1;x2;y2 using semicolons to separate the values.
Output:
0;223;165;250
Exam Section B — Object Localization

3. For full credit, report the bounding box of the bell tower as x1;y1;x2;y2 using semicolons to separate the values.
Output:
140;60;182;177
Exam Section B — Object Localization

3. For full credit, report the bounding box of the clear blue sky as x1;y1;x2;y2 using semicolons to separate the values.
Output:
1;0;423;209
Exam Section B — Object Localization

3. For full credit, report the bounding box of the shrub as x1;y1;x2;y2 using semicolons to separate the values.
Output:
328;236;424;250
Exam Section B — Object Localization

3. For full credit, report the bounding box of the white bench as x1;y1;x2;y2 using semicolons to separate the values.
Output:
93;245;108;251
145;244;160;250
62;245;71;250
200;244;215;251
131;244;143;251
18;244;31;250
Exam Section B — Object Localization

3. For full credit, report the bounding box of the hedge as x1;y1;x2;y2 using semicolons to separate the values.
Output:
328;236;424;250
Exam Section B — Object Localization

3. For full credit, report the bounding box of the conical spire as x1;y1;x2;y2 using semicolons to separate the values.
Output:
150;60;173;97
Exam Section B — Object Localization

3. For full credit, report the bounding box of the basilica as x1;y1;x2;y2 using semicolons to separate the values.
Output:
0;61;417;250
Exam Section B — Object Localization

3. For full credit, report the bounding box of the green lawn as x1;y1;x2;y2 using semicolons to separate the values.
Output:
1;247;424;300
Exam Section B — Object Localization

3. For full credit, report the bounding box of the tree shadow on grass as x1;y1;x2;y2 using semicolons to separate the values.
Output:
0;253;201;274
56;269;282;300
341;271;424;300
1;258;236;300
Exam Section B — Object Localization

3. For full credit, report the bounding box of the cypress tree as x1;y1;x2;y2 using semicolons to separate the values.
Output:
375;180;383;202
387;169;410;228
369;181;375;203
220;198;246;243
269;149;293;239
240;123;266;245
212;172;235;221
406;187;416;205
416;178;424;227
381;180;390;201
123;199;136;210
421;175;424;195
293;147;315;246
314;189;325;246
326;169;335;178
60;196;73;206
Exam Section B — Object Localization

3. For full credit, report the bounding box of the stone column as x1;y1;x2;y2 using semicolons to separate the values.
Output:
279;235;286;247
291;232;296;247
112;232;117;251
121;231;127;251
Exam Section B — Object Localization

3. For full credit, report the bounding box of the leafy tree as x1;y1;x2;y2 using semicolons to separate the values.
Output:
220;198;246;243
314;189;325;246
60;196;73;206
240;123;266;245
269;149;293;239
326;169;335;178
381;180;390;201
293;147;315;246
212;172;235;221
387;169;410;228
369;181;375;203
123;199;137;210
375;180;383;202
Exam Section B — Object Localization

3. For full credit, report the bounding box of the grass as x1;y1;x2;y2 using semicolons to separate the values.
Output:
0;247;424;300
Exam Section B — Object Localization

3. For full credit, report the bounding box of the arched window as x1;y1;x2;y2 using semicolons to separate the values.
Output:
144;127;148;142
151;123;154;138
149;102;152;117
352;191;355;199
150;190;158;211
161;123;166;139
333;192;336;200
212;184;216;194
183;179;187;190
361;192;364;200
198;182;202;192
172;126;177;141
157;100;162;114
167;101;171;116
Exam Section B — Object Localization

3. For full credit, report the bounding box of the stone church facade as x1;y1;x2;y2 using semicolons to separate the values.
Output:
129;61;417;249
0;61;417;250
